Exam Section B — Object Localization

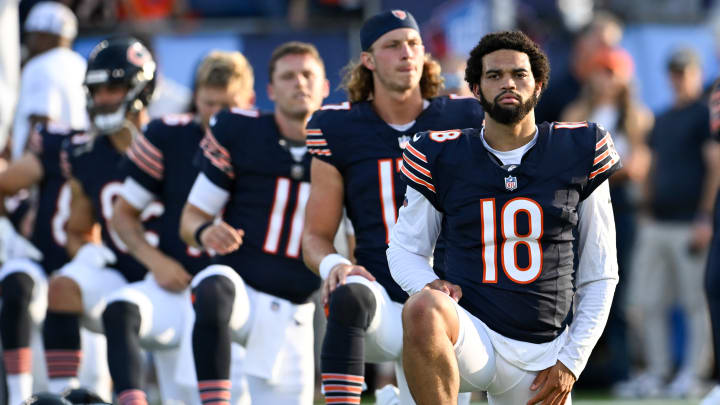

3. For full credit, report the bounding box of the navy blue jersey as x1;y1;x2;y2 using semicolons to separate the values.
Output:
124;114;210;274
27;124;78;273
198;108;320;304
401;121;622;343
62;134;163;282
306;96;485;303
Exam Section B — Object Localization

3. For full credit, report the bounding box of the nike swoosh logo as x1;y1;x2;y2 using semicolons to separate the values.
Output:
413;133;421;142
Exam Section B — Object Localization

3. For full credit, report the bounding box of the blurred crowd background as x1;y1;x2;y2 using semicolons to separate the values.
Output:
3;0;720;401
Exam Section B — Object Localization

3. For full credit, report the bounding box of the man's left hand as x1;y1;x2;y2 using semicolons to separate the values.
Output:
527;361;576;405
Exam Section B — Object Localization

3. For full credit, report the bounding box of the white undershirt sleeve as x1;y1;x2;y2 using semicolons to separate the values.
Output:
557;180;619;378
120;177;155;210
387;187;442;295
187;173;230;216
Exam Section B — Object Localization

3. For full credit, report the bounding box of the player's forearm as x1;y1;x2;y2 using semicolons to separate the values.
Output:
301;229;338;275
111;200;161;270
180;203;213;248
557;278;617;378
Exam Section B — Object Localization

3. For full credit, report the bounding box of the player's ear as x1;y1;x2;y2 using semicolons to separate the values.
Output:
322;78;330;98
534;81;543;97
267;82;276;102
360;51;375;71
471;83;481;99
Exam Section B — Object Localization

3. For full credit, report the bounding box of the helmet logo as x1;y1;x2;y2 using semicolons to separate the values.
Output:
392;10;407;20
127;42;151;68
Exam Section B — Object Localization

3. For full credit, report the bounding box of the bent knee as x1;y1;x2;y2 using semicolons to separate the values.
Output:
193;275;235;326
1;272;34;307
47;276;82;311
402;290;457;335
327;282;376;329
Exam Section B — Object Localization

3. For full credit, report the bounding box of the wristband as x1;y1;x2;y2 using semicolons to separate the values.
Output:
319;253;351;280
194;221;213;247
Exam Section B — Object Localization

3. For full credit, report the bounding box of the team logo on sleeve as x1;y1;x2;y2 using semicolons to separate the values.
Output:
504;175;518;191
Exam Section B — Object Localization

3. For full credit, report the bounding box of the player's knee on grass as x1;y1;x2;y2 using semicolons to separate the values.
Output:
0;272;34;348
47;276;82;312
193;275;235;326
327;283;376;329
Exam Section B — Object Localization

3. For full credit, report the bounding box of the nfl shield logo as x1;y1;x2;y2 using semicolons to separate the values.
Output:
398;135;411;149
504;175;517;191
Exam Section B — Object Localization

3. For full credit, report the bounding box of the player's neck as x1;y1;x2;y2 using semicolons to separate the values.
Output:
108;127;133;152
371;85;424;125
274;110;307;144
483;111;537;152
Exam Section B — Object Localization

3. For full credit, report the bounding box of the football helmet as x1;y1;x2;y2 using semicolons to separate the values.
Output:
62;387;110;404
84;36;156;134
22;392;72;405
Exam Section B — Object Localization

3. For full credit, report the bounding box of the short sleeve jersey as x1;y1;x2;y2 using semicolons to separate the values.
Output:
197;109;320;304
62;134;163;282
124;114;210;274
401;121;622;343
306;96;485;303
28;124;79;273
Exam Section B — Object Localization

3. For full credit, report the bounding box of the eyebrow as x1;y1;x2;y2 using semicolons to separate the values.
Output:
485;68;529;75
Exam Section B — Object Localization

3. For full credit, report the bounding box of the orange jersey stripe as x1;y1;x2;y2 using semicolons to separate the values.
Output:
593;149;610;166
136;134;162;160
589;160;615;179
127;148;163;180
595;134;609;150
403;155;431;178
405;144;427;163
401;165;436;193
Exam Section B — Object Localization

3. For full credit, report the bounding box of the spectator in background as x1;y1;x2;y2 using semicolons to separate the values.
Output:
536;11;623;124
0;0;20;157
12;1;86;159
619;48;718;399
438;55;473;97
561;46;653;388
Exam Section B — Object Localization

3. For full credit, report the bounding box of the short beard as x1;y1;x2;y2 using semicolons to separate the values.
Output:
479;90;538;125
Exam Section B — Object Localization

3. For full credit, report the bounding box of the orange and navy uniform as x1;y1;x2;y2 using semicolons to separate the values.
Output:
61;134;163;282
24;125;78;273
401;121;621;343
123;114;210;275
306;95;484;303
197;108;320;304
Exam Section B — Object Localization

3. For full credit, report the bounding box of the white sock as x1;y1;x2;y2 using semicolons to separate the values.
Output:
48;377;79;394
7;374;33;404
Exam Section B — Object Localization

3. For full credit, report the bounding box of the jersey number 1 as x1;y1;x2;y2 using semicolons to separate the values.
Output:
480;198;544;284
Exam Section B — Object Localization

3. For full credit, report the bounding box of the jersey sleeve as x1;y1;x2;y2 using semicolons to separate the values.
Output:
33;126;66;178
581;124;622;200
197;112;237;191
306;111;340;167
125;119;166;195
400;131;441;210
710;79;720;140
